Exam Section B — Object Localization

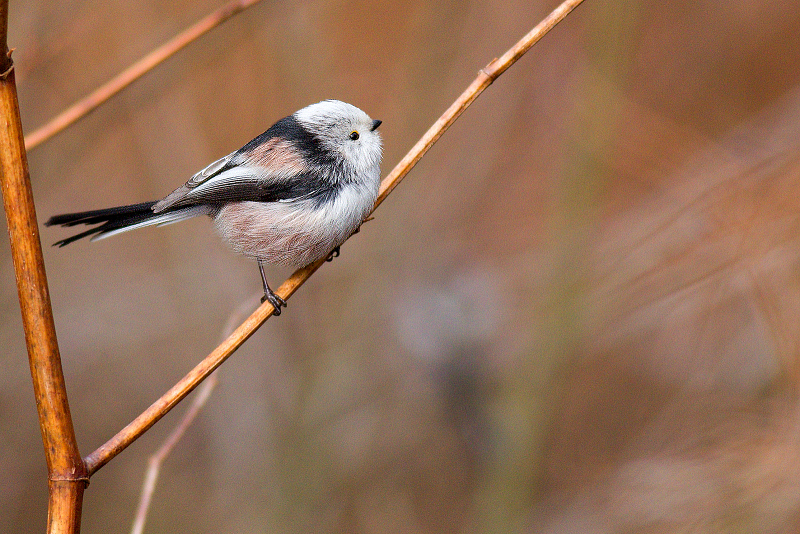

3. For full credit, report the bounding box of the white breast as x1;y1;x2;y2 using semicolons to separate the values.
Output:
212;181;378;267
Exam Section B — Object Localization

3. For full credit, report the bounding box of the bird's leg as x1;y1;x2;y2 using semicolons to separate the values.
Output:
326;246;340;262
258;259;286;316
325;217;373;261
327;220;371;262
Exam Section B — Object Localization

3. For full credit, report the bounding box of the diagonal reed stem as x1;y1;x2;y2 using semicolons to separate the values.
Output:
83;0;586;476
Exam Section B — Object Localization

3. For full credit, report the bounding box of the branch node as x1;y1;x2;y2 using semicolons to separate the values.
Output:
481;58;500;79
49;474;91;488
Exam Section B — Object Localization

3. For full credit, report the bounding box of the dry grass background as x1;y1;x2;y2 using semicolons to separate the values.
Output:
5;0;800;532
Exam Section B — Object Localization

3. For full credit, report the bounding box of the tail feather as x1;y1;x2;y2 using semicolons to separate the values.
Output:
45;201;159;227
45;201;207;247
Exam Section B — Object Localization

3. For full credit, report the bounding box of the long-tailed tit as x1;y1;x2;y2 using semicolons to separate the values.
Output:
46;100;383;315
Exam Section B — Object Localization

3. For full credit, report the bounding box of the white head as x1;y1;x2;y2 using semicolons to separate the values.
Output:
293;100;383;180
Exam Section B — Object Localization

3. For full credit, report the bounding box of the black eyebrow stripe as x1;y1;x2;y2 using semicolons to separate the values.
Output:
235;115;338;168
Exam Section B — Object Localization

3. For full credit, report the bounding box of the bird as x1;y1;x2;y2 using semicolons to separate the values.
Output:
45;100;383;315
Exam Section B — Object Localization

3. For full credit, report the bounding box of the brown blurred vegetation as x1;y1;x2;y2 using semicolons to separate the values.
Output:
5;0;800;532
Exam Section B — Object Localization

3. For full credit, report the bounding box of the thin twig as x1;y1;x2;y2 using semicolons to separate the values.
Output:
83;0;586;477
130;297;255;534
130;375;218;534
24;0;266;151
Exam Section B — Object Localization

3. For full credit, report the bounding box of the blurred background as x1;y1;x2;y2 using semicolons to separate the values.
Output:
5;0;800;532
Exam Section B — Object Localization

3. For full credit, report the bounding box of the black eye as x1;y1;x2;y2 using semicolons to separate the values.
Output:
349;131;360;140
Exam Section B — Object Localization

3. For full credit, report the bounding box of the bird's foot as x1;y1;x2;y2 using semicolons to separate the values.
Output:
326;246;341;262
261;288;287;316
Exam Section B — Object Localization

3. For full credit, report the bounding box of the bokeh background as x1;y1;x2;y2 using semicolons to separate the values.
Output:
5;0;800;532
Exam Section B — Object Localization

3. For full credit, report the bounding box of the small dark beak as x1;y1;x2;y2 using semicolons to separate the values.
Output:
370;119;382;131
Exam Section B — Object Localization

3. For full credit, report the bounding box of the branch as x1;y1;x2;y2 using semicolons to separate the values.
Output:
376;0;586;205
24;0;266;151
0;2;86;533
82;0;586;477
83;262;319;475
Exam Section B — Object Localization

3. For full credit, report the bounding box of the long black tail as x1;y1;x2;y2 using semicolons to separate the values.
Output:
45;201;206;247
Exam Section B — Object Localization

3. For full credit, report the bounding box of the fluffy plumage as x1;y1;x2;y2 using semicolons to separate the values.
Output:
46;100;383;314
